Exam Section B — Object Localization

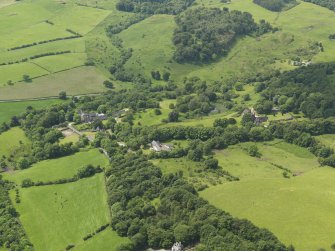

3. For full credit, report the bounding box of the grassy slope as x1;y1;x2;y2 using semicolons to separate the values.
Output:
0;66;108;100
13;174;110;251
215;141;319;179
0;0;15;8
0;99;63;124
200;141;332;251
4;149;108;184
316;134;335;150
200;167;335;251
133;99;175;126
73;228;130;251
0;0;111;89
0;127;30;157
117;0;335;84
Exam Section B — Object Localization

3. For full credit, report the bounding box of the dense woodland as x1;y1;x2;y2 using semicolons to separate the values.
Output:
303;0;335;11
173;7;273;63
116;0;195;14
253;0;297;11
254;63;335;118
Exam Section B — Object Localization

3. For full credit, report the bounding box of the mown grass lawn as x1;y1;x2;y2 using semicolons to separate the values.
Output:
4;149;108;185
12;174;110;251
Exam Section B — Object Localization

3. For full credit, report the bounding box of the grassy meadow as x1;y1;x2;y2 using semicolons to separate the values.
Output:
200;140;333;251
316;134;335;150
12;174;110;251
0;99;63;124
215;141;319;179
3;149;108;184
0;66;108;100
0;0;111;97
0;127;30;157
133;99;175;126
201;167;335;251
73;228;130;251
112;0;335;84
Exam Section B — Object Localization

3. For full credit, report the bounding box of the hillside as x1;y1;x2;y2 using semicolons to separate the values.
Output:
1;0;335;250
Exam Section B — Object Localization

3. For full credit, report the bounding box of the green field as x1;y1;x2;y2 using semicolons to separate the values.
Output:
59;133;80;144
0;0;15;8
151;157;197;177
200;141;333;251
316;134;335;150
215;141;319;179
0;0;111;94
113;0;335;84
0;127;30;157
134;99;175;126
73;228;130;251
4;149;108;185
201;167;335;251
0;99;63;124
12;174;110;251
0;66;108;100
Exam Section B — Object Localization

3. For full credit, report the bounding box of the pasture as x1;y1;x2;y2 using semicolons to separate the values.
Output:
0;66;108;100
0;99;63;124
133;99;175;126
115;0;335;84
0;0;15;8
152;157;225;189
73;228;130;251
200;167;335;251
200;140;332;251
0;0;111;92
0;127;30;157
215;141;319;179
12;174;110;251
4;149;108;185
316;134;335;150
162;112;240;128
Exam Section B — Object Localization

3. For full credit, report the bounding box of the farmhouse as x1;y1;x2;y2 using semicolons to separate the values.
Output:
79;111;106;123
151;141;173;152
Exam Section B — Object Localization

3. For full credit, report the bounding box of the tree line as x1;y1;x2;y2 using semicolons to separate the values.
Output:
8;35;81;51
303;0;335;11
253;0;297;12
0;51;72;67
116;0;195;15
21;164;103;188
0;177;34;251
